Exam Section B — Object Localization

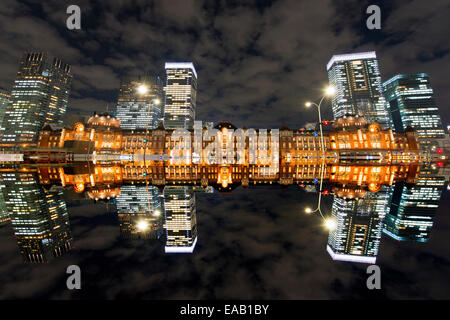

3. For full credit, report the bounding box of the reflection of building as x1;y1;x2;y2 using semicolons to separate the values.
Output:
327;52;391;129
35;117;424;189
1;52;72;143
116;185;164;239
0;172;72;263
0;187;9;226
164;62;197;129
327;186;390;263
383;164;445;242
163;186;197;253
116;75;163;130
383;73;446;151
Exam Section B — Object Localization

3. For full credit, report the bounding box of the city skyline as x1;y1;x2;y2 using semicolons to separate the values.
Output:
0;0;449;303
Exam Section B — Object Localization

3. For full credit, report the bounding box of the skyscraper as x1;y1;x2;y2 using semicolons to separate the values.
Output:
0;172;72;263
164;62;197;129
383;73;445;150
327;187;390;263
163;186;198;253
116;185;164;239
1;52;72;143
115;75;163;130
0;88;11;139
327;51;391;129
383;164;445;242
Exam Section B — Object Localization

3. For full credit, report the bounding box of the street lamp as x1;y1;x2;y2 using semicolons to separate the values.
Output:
136;220;149;231
137;84;148;95
324;217;337;231
304;85;336;182
303;86;336;225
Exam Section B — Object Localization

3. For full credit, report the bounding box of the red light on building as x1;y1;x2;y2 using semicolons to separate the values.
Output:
437;161;443;167
437;148;443;154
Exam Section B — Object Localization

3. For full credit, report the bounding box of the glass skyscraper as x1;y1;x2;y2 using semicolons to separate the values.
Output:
116;185;164;239
1;52;72;143
164;62;197;129
0;89;10;139
163;186;198;253
115;75;163;130
383;164;445;242
383;73;445;150
0;172;72;263
327;187;390;263
327;51;391;129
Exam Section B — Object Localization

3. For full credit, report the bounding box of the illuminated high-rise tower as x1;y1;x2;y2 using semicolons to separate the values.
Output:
383;73;445;151
0;172;72;263
116;185;164;239
0;88;11;139
1;52;72;143
327;51;391;129
327;187;390;263
383;164;445;242
163;186;197;253
115;75;163;130
164;62;197;129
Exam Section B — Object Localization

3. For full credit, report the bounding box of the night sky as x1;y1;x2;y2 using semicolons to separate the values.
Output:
0;0;450;300
0;0;449;128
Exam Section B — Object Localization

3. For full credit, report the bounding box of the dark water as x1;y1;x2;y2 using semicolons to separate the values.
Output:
1;184;449;299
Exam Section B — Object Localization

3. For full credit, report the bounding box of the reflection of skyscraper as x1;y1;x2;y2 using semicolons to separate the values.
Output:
327;187;390;263
116;75;163;130
164;62;197;129
383;73;445;151
163;186;197;253
383;165;445;242
1;52;72;143
0;191;9;227
116;185;164;239
327;52;391;129
0;173;72;263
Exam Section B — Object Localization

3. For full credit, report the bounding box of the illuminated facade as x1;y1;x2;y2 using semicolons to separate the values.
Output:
163;186;197;253
0;89;10;139
1;52;72;143
0;172;72;263
32;117;426;192
0;184;9;226
116;75;163;130
164;62;197;129
383;164;446;242
383;73;446;151
327;186;390;263
327;52;391;129
116;185;164;239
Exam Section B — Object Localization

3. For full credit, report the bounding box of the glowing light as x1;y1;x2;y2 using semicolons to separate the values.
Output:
324;218;337;231
137;85;148;94
136;220;149;231
153;98;161;105
305;207;312;214
153;210;161;216
305;102;312;107
325;86;336;97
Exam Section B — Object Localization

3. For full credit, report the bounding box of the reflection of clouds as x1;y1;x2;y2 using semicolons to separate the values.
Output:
73;225;119;250
0;187;449;298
